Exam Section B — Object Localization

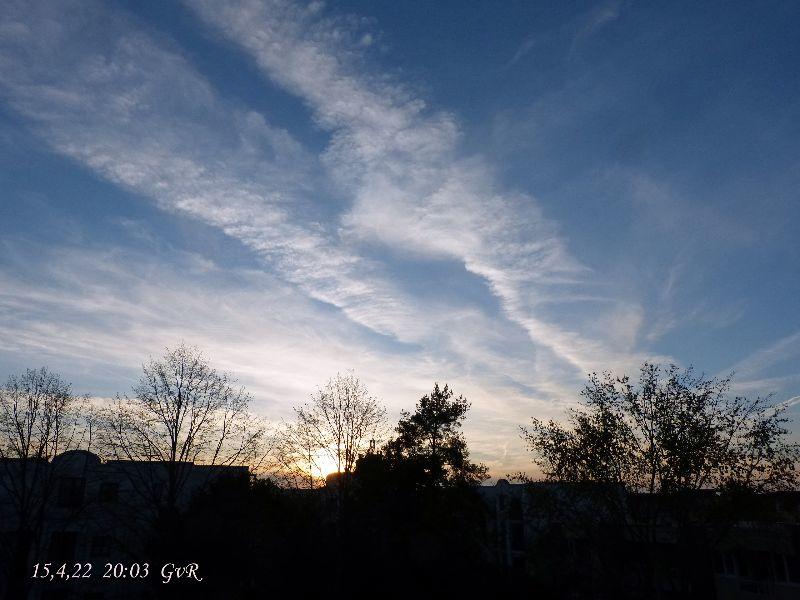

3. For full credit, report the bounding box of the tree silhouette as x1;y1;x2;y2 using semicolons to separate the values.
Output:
521;363;799;493
96;344;266;509
348;383;491;595
93;343;267;585
293;372;386;478
0;367;88;599
272;418;324;489
519;362;800;597
386;383;488;487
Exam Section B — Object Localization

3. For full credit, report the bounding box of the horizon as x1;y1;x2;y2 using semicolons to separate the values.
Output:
1;0;799;479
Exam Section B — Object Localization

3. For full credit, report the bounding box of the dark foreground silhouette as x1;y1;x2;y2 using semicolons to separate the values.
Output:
2;357;798;599
3;451;800;600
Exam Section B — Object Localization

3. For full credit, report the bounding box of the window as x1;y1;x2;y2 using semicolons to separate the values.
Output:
57;476;85;508
736;550;772;581
713;552;724;574
98;480;119;503
786;554;800;584
511;523;524;550
512;555;525;571
773;554;788;582
0;530;13;552
91;535;112;558
714;551;737;576
49;531;77;562
509;497;523;519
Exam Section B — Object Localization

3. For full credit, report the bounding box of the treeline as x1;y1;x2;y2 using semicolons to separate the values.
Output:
517;365;800;597
184;381;496;598
1;344;798;598
0;345;494;598
0;345;489;490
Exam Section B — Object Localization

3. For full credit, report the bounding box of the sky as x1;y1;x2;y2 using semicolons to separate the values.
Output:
1;0;799;477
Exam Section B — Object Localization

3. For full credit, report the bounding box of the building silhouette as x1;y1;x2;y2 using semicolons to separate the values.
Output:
3;451;800;599
1;449;247;600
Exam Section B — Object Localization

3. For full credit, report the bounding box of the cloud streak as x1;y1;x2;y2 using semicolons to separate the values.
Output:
0;0;654;388
0;0;434;347
6;0;759;475
186;0;657;380
0;236;550;472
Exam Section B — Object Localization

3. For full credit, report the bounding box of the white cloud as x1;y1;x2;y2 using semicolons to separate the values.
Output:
0;239;558;473
0;0;433;346
727;331;800;386
0;0;639;389
0;0;690;475
185;0;659;381
574;0;623;43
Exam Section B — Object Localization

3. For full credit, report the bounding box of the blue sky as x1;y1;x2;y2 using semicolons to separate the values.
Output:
1;0;799;475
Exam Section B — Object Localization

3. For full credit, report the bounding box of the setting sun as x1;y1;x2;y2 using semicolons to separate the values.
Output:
311;451;340;479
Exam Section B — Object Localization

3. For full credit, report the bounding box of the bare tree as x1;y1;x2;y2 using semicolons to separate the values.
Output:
271;419;324;490
294;372;387;478
95;344;267;515
0;367;87;598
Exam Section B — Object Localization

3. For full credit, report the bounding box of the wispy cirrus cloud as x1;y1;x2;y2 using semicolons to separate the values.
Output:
507;0;624;68
0;234;548;472
186;0;659;380
574;0;624;44
0;0;439;346
726;331;800;396
0;0;702;475
0;25;550;473
0;0;654;387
